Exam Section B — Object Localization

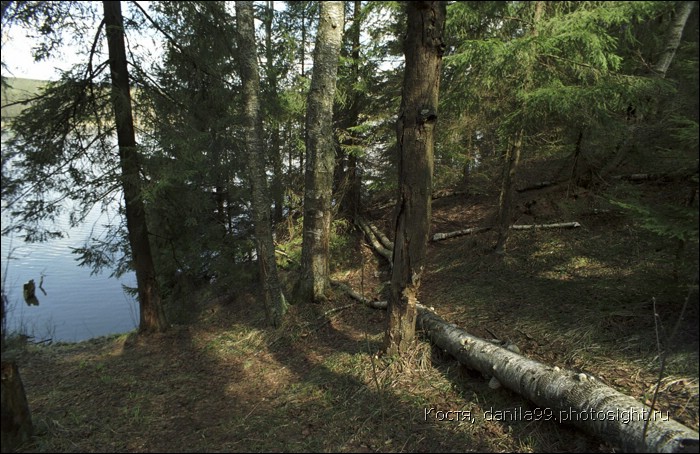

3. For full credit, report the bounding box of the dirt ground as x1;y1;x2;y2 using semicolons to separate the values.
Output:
8;178;699;452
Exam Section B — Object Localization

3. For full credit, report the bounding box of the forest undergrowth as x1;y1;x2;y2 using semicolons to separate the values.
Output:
8;178;699;453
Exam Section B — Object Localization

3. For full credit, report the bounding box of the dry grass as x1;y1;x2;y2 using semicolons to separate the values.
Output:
8;180;698;452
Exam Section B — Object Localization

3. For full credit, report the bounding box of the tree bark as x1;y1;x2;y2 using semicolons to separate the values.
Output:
385;1;446;357
337;0;363;221
103;0;167;333
298;1;344;303
494;131;523;255
653;1;695;79
236;1;288;327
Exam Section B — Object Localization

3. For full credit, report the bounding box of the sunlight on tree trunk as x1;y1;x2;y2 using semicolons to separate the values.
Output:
385;1;446;357
236;1;288;326
298;1;344;303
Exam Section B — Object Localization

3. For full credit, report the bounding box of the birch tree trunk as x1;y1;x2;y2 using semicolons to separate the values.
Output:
103;0;167;333
653;1;695;79
298;1;344;303
600;1;695;178
236;1;288;327
385;1;446;357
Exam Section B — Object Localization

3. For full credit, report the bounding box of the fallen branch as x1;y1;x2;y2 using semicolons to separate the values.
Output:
510;222;581;230
431;222;580;242
431;226;491;242
330;280;387;310
612;173;655;182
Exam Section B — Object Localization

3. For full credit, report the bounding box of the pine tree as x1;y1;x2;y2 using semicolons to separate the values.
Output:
385;1;446;357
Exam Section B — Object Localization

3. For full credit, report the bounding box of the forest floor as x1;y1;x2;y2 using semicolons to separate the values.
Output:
7;176;699;452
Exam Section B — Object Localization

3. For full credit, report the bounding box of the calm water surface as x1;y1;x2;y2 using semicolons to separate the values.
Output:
1;206;139;342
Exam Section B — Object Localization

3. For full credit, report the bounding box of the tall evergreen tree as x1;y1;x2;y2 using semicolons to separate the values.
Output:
103;0;168;333
385;1;446;356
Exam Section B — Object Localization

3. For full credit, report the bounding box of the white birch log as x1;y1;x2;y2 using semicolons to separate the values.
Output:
333;279;699;453
510;222;581;230
352;223;699;452
431;226;491;242
417;308;699;453
364;219;394;251
431;222;580;242
355;218;393;263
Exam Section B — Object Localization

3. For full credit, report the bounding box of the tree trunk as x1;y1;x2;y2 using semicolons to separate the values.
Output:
337;0;363;221
385;1;446;357
494;131;523;255
601;1;695;178
265;1;285;224
103;0;167;334
1;362;33;453
236;1;288;327
494;1;543;255
297;1;344;303
653;1;695;79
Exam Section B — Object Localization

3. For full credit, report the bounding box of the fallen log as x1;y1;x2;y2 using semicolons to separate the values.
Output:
353;223;699;452
333;279;699;453
417;309;699;453
510;221;581;230
364;219;394;251
355;217;393;264
431;222;580;242
431;226;491;242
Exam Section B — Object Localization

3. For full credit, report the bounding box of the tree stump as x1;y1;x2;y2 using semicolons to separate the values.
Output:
1;361;33;453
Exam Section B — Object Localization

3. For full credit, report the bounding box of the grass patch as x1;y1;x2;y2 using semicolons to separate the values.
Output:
9;180;698;452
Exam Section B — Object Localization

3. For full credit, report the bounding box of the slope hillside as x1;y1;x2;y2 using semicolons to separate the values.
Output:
7;176;699;452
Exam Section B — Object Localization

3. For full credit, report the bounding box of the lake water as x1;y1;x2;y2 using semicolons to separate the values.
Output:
1;205;139;343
